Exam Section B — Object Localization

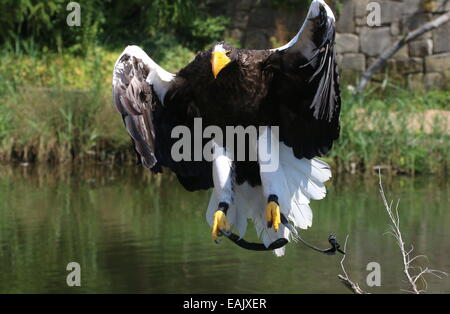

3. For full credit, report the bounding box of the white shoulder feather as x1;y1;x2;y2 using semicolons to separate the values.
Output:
113;45;175;105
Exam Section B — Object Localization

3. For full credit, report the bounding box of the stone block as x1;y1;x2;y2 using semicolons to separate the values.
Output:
336;33;359;54
394;44;409;59
396;58;424;74
360;27;393;56
355;17;366;26
409;39;433;57
433;19;450;53
401;0;422;15
336;0;355;33
379;0;405;24
425;52;450;72
341;53;366;71
354;0;371;18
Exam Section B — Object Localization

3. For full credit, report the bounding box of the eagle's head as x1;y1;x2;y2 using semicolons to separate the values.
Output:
210;42;238;79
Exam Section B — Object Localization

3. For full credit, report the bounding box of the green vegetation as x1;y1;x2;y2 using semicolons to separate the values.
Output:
0;0;448;175
327;87;449;175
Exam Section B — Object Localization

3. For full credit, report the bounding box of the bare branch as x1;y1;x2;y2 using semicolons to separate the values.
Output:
337;235;368;294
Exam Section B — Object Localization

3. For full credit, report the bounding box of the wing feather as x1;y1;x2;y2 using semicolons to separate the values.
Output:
112;46;171;168
264;0;341;159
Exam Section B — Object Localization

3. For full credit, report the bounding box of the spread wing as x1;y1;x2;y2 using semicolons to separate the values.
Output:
112;46;213;191
264;0;341;159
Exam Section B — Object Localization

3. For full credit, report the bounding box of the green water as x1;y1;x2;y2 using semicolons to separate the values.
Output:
0;165;448;294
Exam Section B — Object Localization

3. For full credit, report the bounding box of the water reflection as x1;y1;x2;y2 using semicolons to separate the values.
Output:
0;165;448;293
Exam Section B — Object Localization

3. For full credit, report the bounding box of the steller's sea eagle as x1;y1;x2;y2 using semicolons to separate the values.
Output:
112;0;341;256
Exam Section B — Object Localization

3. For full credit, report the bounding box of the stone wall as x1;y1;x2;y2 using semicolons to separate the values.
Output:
213;0;450;89
335;0;450;88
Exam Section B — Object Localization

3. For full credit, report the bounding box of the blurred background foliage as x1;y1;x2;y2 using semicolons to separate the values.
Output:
0;0;230;56
0;0;447;175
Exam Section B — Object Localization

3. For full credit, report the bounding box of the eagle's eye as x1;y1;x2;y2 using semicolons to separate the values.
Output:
225;50;231;57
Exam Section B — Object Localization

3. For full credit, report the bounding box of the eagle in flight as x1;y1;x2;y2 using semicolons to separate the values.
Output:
112;0;341;256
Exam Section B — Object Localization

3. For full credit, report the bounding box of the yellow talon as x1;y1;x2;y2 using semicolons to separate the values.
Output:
265;201;281;232
212;210;230;241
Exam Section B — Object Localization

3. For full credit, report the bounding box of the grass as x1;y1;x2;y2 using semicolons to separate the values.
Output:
0;47;448;175
327;86;449;175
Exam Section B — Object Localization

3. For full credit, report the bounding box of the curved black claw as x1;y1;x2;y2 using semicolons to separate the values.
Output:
323;234;346;256
281;213;345;256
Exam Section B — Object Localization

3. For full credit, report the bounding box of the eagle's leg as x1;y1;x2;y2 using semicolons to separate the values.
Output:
258;126;282;233
265;195;281;232
211;145;233;241
212;202;230;241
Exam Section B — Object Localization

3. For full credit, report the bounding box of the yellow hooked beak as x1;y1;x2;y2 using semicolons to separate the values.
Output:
211;51;231;79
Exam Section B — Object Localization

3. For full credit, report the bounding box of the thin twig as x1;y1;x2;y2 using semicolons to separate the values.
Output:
337;235;367;294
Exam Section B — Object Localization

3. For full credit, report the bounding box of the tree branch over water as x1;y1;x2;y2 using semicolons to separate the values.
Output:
337;235;367;294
